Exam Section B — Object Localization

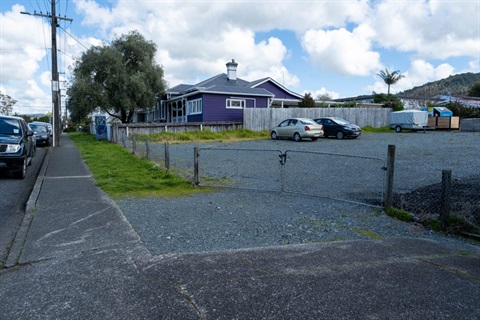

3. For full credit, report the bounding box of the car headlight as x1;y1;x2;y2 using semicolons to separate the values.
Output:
6;144;22;153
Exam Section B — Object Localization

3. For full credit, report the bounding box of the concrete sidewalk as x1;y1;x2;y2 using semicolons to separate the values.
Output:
1;134;480;319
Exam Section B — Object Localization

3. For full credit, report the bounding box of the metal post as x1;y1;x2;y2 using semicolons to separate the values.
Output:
164;142;170;173
440;169;452;231
21;3;72;147
51;1;61;147
193;146;199;186
146;138;150;160
384;145;396;208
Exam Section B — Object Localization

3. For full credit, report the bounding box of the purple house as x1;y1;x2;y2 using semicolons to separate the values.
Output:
145;60;303;123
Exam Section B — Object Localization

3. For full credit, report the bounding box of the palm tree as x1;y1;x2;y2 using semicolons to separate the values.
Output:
377;68;405;95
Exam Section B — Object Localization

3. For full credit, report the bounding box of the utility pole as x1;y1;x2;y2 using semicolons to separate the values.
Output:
21;1;72;147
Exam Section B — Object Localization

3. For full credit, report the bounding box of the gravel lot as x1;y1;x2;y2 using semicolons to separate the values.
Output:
116;131;480;255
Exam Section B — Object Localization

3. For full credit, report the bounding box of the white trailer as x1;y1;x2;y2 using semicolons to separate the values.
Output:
389;110;430;132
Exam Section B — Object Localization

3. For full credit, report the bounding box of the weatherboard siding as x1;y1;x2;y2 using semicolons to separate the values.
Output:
202;94;269;122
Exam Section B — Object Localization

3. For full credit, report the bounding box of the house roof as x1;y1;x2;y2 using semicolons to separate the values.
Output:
249;77;303;99
166;72;297;100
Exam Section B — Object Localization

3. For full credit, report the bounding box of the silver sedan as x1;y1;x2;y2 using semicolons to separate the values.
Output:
270;118;324;142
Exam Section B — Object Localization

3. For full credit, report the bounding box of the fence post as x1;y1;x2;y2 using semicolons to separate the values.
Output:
122;133;126;148
146;138;150;160
193;146;199;186
165;142;170;173
132;135;136;154
384;144;396;208
440;169;452;231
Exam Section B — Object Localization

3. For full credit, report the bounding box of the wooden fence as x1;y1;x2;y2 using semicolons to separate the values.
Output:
108;107;392;142
243;107;392;131
460;118;480;132
110;121;242;143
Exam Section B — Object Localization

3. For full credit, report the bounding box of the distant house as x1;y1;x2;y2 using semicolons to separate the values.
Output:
135;60;303;123
428;95;480;108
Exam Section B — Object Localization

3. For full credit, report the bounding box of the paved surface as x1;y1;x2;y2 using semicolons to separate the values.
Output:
1;134;480;319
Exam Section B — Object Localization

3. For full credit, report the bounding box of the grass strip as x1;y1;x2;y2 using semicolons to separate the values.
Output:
68;132;203;198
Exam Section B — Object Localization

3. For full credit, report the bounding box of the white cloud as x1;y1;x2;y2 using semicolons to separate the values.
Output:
371;0;480;60
306;88;340;101
301;24;382;76
0;4;52;114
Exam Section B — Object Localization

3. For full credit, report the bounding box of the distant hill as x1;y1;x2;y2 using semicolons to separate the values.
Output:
398;72;480;98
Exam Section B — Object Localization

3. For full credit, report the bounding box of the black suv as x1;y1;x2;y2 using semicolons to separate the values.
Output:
0;115;36;179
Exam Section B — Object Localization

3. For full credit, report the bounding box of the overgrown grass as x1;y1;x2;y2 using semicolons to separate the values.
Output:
352;227;383;239
385;207;414;222
140;128;270;143
68;132;205;198
361;126;391;133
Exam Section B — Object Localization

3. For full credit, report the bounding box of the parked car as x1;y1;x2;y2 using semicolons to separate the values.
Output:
29;122;52;146
271;118;324;142
0;115;36;179
31;121;52;136
314;117;361;139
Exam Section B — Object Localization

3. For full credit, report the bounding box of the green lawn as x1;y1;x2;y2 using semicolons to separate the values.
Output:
68;132;204;198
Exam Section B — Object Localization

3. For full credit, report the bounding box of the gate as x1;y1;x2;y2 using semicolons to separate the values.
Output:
196;147;386;207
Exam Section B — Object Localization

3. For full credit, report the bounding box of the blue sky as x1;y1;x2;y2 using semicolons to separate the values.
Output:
1;0;479;115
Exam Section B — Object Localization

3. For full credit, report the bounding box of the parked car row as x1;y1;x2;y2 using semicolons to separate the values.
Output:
0;115;37;179
270;117;361;142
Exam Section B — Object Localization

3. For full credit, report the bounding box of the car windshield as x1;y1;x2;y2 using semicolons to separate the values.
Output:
333;118;351;125
0;119;21;135
30;125;48;132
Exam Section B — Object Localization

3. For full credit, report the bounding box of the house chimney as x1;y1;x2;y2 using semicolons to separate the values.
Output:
226;59;238;81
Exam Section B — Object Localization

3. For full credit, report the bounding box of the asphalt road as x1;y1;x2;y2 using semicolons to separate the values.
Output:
0;147;46;264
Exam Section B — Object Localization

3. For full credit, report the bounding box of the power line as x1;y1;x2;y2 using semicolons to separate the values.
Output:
58;25;90;50
21;1;73;147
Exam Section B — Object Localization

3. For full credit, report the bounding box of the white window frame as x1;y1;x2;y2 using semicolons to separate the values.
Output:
226;98;245;109
187;98;203;115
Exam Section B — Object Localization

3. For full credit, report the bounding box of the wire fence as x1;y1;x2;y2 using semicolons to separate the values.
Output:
115;132;480;236
194;148;386;206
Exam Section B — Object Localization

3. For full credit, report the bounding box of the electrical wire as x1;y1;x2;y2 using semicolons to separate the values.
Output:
58;25;90;50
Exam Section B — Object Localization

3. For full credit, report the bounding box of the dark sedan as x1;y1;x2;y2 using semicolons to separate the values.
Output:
0;115;36;179
29;122;51;146
314;117;361;139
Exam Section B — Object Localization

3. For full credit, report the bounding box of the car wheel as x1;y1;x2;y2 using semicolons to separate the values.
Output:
14;158;27;179
270;131;278;140
395;126;402;133
294;132;302;142
311;137;318;141
336;131;344;140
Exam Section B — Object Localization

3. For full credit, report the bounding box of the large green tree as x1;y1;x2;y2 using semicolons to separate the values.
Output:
0;91;17;116
467;82;480;97
67;31;166;123
377;68;405;95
